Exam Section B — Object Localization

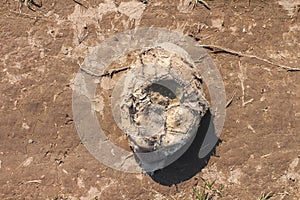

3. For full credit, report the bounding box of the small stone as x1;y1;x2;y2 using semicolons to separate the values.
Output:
28;139;34;144
22;122;30;130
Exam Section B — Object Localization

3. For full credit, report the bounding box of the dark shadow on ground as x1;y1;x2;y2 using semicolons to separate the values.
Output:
148;110;221;186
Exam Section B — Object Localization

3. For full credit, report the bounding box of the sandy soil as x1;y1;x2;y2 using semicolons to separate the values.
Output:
0;0;299;199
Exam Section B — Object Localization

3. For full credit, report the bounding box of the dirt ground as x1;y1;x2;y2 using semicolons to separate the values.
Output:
0;0;299;199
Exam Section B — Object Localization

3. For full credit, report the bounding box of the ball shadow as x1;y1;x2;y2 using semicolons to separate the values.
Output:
148;110;220;186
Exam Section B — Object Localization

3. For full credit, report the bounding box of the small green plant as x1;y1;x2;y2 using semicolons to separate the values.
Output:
193;186;210;200
193;177;224;200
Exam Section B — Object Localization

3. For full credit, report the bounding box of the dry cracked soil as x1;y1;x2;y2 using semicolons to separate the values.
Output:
0;0;299;199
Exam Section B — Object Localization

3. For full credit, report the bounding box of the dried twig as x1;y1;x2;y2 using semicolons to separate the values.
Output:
25;180;42;184
20;0;42;12
72;0;88;9
78;31;89;44
102;67;130;78
238;61;254;107
200;44;300;72
226;90;236;108
197;0;210;10
80;66;130;78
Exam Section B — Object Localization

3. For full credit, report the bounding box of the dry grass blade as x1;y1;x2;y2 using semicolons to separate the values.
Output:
258;192;274;200
200;44;300;72
226;90;236;108
197;0;211;10
73;0;88;9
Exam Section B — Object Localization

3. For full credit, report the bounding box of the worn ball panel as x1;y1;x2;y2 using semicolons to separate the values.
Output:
112;47;209;172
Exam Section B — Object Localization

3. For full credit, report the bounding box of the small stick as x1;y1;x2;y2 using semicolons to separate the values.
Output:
78;31;89;44
73;0;88;9
200;44;300;72
25;180;42;184
238;61;253;107
80;66;130;78
197;0;211;10
226;90;236;108
30;0;42;8
102;67;130;78
21;0;41;11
